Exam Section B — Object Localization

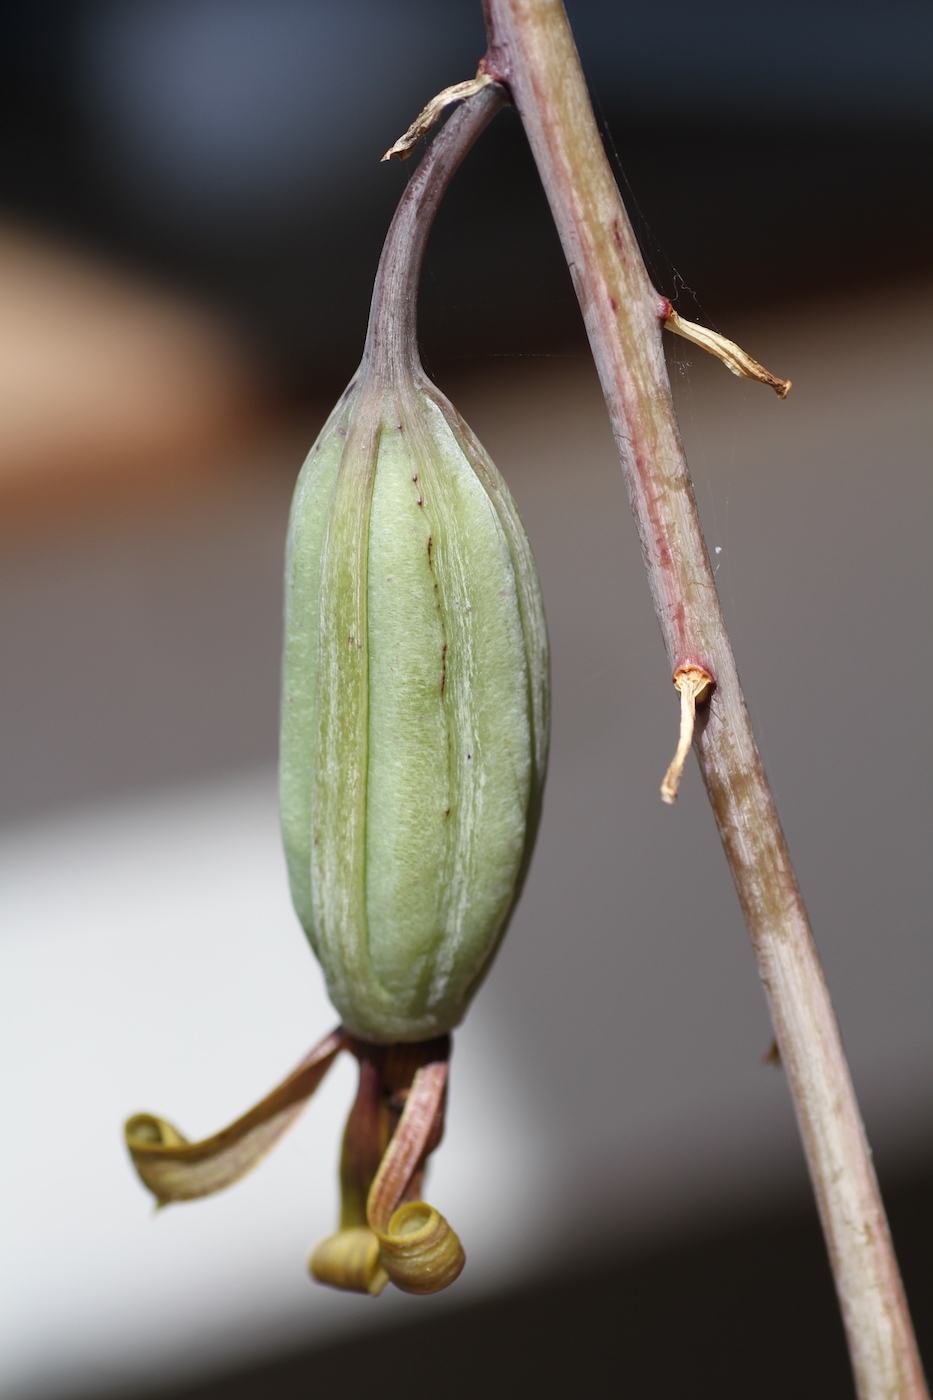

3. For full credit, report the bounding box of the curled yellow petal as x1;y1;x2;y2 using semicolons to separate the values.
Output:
125;1027;346;1205
373;1200;465;1295
364;1057;465;1295
309;1227;388;1297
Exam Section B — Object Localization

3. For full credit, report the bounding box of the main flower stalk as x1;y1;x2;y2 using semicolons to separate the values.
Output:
480;0;927;1394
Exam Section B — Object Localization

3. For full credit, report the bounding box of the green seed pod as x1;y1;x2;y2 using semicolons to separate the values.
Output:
123;89;538;1301
279;84;547;1043
280;366;548;1042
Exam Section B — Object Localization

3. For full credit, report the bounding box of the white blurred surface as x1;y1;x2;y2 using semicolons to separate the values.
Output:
0;774;550;1398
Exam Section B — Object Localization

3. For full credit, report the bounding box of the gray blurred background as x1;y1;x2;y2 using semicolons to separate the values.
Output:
0;3;931;1398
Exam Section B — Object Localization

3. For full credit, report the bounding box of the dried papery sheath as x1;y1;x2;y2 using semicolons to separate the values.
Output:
280;81;548;1043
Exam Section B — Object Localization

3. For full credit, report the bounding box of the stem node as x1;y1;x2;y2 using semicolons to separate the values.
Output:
382;69;497;162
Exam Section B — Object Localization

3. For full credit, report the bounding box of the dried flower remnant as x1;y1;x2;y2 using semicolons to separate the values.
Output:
124;84;544;1298
381;66;495;161
663;304;792;398
311;1041;464;1295
655;306;785;804
660;664;714;805
126;1032;463;1295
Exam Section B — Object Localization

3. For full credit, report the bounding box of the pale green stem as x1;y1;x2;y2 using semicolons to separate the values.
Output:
481;1;928;1396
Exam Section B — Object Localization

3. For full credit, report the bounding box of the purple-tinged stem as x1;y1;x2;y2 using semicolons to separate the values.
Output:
363;82;507;382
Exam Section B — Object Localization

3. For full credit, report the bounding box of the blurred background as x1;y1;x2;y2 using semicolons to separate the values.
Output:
1;2;931;1397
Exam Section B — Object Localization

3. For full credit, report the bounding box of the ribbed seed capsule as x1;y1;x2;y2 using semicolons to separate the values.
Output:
280;367;549;1043
123;88;536;1300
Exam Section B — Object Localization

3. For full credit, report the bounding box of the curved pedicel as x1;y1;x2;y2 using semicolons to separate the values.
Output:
279;79;549;1043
